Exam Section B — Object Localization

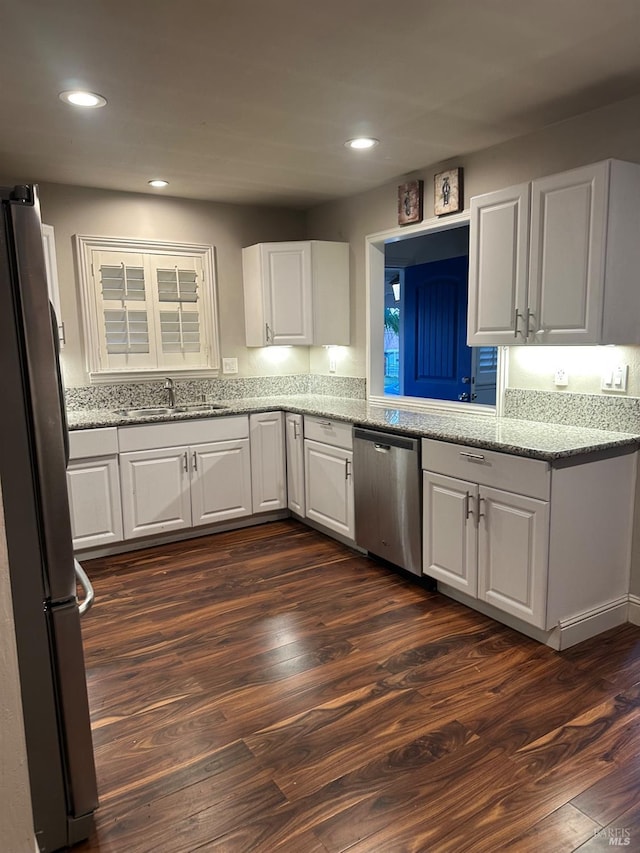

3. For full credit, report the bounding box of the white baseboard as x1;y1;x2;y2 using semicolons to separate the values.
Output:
436;584;629;650
628;594;640;625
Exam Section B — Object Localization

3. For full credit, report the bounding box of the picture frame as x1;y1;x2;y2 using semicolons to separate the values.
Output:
397;180;423;226
434;167;462;216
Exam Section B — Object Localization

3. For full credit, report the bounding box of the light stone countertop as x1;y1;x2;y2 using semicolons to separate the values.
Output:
66;394;640;463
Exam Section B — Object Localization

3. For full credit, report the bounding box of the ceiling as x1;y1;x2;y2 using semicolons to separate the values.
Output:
4;0;640;209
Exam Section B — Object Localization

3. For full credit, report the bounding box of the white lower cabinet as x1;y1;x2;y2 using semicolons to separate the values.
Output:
285;412;305;516
422;438;636;647
118;417;252;540
121;440;252;539
303;416;354;541
120;446;192;538
250;411;286;513
67;428;123;550
424;470;548;627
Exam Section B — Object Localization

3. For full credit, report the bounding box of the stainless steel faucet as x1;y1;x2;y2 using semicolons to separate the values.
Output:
164;377;175;408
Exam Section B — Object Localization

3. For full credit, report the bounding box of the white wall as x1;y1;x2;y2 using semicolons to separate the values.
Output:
36;183;310;387
306;92;640;387
0;483;36;853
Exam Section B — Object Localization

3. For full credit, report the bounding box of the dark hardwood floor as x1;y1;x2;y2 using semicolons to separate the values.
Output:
75;519;640;852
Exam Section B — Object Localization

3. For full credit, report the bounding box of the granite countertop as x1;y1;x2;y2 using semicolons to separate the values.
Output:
66;394;640;462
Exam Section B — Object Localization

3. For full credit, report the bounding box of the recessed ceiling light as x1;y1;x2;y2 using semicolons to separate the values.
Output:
59;90;107;108
148;179;169;188
345;137;379;150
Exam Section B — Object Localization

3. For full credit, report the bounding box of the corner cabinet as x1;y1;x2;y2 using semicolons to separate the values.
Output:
285;412;305;516
249;411;286;513
303;416;354;542
242;241;350;346
468;159;640;346
422;438;636;649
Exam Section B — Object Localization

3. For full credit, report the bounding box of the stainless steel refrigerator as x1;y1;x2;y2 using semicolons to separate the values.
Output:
0;185;98;851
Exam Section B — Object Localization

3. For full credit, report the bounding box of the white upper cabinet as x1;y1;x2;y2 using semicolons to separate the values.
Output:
242;241;349;346
468;160;640;346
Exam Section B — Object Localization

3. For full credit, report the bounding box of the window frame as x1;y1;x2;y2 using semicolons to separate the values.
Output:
74;235;220;382
365;211;506;416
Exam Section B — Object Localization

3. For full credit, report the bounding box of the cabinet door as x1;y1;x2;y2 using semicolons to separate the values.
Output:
120;447;191;539
249;412;286;513
304;439;354;540
477;486;549;628
191;439;252;526
423;471;478;595
67;456;123;549
528;162;608;344
285;413;305;516
262;242;313;345
467;183;530;345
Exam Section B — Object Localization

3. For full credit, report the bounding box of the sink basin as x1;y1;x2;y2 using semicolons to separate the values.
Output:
114;406;178;417
177;403;228;412
114;403;228;417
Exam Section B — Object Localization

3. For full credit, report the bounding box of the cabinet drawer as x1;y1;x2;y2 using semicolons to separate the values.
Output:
69;427;118;460
304;416;353;450
118;415;249;452
422;438;550;500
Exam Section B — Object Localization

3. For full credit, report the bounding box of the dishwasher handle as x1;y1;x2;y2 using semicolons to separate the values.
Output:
353;427;419;453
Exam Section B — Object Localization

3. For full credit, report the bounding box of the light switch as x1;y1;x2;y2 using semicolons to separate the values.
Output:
602;364;628;392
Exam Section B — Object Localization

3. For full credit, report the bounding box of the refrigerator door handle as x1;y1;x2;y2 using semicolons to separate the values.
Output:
74;560;95;616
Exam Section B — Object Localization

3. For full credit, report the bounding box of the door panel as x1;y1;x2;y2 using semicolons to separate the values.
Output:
67;457;123;549
423;471;477;594
120;447;191;538
250;412;286;513
403;256;472;400
191;439;252;525
478;487;549;628
304;439;354;539
285;413;305;516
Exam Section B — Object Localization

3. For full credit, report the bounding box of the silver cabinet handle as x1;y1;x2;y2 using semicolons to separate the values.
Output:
465;492;473;519
318;420;332;427
514;308;523;339
460;451;485;461
183;451;189;472
293;421;299;439
374;443;390;452
192;451;198;471
477;495;486;519
265;322;272;342
345;459;351;480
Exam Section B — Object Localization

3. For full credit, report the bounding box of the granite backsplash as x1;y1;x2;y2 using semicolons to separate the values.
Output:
504;388;640;433
64;374;367;411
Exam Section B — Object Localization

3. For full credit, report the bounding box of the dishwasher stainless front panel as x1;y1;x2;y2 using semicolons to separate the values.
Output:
353;427;421;575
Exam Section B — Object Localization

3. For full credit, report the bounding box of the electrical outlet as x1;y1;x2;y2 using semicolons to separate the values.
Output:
554;367;568;387
222;357;238;374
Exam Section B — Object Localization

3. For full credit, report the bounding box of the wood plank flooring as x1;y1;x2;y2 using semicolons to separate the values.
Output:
75;519;640;852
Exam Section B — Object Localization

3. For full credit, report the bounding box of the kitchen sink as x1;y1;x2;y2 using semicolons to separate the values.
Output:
114;406;177;417
114;403;228;417
177;403;228;412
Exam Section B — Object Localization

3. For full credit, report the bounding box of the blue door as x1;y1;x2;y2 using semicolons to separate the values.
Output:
403;255;472;401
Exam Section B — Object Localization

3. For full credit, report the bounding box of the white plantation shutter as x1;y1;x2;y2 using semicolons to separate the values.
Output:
80;240;219;377
149;255;205;368
93;250;157;371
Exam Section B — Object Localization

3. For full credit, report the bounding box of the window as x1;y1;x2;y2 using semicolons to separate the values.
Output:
367;215;502;413
75;236;220;379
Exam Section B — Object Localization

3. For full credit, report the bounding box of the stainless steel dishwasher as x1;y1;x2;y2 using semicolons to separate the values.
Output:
353;427;421;576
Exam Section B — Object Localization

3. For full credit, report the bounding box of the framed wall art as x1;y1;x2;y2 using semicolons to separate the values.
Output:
434;167;462;216
397;180;423;226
